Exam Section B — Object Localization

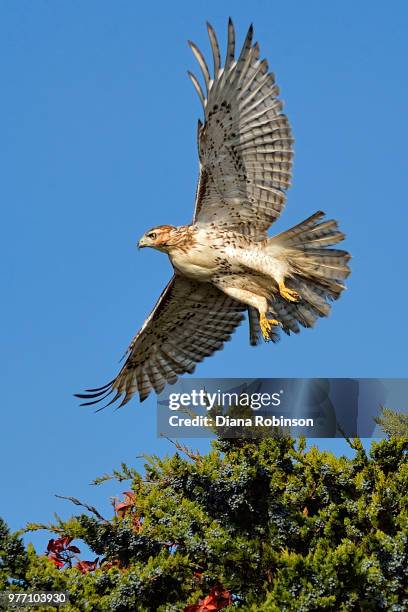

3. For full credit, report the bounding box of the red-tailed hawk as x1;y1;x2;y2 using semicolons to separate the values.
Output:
76;19;350;407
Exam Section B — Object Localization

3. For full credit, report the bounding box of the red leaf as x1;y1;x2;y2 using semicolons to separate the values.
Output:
62;536;72;548
132;516;143;532
184;584;233;612
115;491;136;518
123;491;135;502
185;604;217;612
47;536;72;554
115;501;128;511
47;539;56;553
76;558;99;574
200;595;218;610
114;502;130;518
48;553;65;569
67;545;81;554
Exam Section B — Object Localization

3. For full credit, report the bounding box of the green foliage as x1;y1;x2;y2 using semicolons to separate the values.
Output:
1;433;407;611
375;407;408;439
0;518;28;589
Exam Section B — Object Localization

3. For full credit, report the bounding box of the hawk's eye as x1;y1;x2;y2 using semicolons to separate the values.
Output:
148;232;157;240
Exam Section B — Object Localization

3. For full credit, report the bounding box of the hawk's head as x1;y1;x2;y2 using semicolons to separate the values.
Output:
138;225;189;252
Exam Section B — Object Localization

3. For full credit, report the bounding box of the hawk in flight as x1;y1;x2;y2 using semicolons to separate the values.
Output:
76;20;350;407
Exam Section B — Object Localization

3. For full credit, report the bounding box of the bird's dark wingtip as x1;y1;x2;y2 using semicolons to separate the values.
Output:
75;382;115;407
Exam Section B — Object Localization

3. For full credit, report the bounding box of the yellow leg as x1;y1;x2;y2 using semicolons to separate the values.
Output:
259;313;280;342
278;281;300;303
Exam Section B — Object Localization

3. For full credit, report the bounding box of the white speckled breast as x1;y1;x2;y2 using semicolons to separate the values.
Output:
169;242;218;281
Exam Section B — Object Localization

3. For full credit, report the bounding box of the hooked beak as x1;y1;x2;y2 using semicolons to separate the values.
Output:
137;236;147;250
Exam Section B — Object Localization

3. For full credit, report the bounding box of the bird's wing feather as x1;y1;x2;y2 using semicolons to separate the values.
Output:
76;275;245;407
190;19;293;238
247;306;262;346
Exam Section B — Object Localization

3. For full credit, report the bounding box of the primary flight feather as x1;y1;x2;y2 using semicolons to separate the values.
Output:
76;19;350;407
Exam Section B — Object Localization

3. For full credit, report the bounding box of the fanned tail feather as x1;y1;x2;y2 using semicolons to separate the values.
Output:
267;211;351;335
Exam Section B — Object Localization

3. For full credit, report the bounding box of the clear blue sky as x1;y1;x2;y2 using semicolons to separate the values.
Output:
1;0;407;553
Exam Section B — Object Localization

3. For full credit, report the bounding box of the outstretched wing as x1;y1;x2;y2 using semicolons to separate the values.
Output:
190;19;293;238
76;276;245;407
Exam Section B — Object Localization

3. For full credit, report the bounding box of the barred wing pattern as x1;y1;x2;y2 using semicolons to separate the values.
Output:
76;276;245;406
190;19;294;237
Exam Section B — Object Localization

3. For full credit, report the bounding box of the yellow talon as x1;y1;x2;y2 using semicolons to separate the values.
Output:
260;313;280;342
278;281;300;303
